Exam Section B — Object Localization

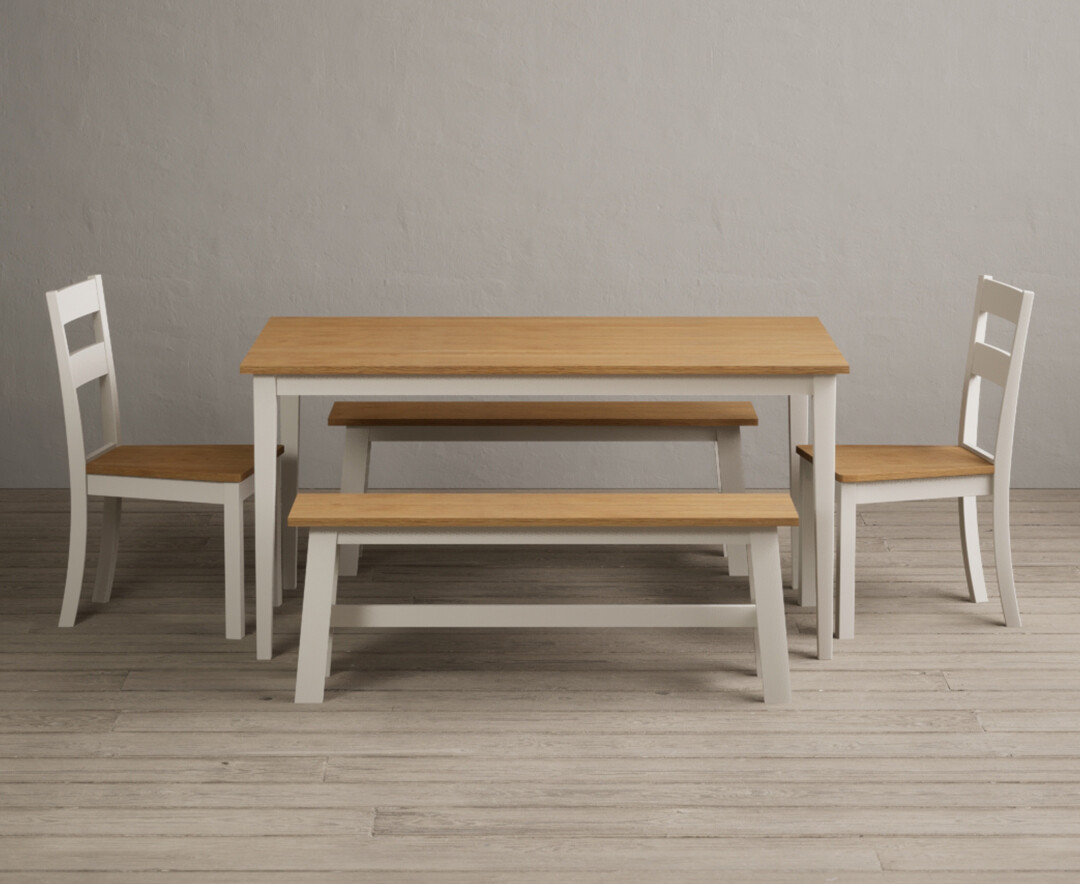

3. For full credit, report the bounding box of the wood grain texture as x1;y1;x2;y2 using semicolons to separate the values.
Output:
326;400;760;426
240;316;850;376
1;489;1080;877
87;445;283;483
287;491;799;528
796;444;995;483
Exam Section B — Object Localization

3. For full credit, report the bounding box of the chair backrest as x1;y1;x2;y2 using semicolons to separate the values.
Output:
957;275;1035;485
46;275;121;488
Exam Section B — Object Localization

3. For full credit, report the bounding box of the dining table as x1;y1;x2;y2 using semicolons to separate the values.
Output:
240;316;849;662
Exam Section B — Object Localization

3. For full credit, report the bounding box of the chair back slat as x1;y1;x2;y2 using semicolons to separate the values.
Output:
958;276;1035;483
970;341;1012;388
976;278;1026;324
68;342;111;389
52;278;103;325
46;276;122;486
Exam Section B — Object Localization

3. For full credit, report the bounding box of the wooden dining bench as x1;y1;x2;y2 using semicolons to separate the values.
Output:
328;400;759;577
289;491;796;705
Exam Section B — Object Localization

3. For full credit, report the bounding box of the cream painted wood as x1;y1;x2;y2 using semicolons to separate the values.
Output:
293;514;791;705
801;276;1034;640
335;414;752;578
336;427;371;578
798;456;816;610
294;531;339;704
714;427;749;576
91;497;121;604
747;529;792;704
252;376;279;660
788;394;809;600
244;317;847;662
811;375;837;659
46;275;278;640
959;495;989;603
279;395;300;595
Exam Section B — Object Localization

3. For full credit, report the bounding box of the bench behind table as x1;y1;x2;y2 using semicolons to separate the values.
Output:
288;491;796;705
328;400;759;577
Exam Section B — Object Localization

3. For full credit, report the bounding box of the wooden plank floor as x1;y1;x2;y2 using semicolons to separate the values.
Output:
1;487;1079;882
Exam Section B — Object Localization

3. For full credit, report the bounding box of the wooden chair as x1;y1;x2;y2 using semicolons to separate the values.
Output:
328;400;758;578
46;275;281;638
797;276;1034;638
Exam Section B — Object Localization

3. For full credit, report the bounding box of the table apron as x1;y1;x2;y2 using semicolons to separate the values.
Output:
273;374;819;398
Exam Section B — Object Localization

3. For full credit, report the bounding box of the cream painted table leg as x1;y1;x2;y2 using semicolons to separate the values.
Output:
279;395;300;594
788;394;809;599
253;376;279;661
812;376;837;660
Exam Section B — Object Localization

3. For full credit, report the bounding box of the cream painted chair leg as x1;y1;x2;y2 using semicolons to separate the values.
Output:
798;457;816;608
959;496;989;604
223;486;246;640
58;483;89;627
836;483;857;640
748;531;791;705
993;489;1022;628
92;496;122;603
714;428;748;577
295;531;340;703
338;427;371;578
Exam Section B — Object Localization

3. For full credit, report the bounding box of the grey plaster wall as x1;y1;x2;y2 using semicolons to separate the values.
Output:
2;0;1077;489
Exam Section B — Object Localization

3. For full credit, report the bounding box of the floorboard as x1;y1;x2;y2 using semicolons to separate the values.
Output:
0;488;1078;877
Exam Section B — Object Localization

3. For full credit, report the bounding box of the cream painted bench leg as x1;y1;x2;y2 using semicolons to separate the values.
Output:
295;530;340;704
714;429;748;577
748;529;791;705
338;427;371;578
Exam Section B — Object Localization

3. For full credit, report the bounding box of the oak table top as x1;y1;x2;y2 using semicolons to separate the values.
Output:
240;316;850;376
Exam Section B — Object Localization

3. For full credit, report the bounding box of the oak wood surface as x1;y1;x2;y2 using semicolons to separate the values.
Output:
287;492;799;528
240;316;850;376
327;399;759;426
796;444;995;483
1;489;1079;879
86;445;283;483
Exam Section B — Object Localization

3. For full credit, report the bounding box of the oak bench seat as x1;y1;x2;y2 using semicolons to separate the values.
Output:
289;491;796;705
327;400;759;427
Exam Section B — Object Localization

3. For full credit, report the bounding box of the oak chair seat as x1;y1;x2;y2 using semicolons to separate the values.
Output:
289;491;796;706
86;444;283;483
327;400;758;427
796;444;994;484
